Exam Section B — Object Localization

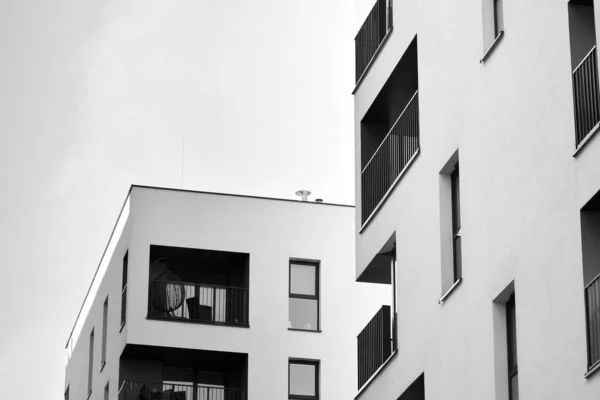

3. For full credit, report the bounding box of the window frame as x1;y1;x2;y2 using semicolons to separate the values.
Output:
506;293;518;400
450;163;462;282
120;251;128;331
101;296;108;370
288;359;319;400
288;260;320;332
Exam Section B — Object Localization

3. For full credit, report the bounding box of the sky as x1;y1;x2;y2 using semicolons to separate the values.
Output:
0;0;374;398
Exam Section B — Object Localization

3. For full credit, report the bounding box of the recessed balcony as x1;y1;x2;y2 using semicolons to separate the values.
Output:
147;245;249;327
355;0;393;85
357;305;396;389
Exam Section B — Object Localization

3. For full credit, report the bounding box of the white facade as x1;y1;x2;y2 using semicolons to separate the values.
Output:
353;0;600;399
64;185;388;400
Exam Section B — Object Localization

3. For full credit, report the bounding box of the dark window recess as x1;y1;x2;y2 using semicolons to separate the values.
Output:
289;360;319;400
104;382;109;400
121;251;128;328
355;0;392;83
289;261;320;331
569;1;600;147
506;294;518;400
360;37;419;225
101;297;108;366
88;329;94;396
581;189;600;371
357;305;393;389
451;163;462;282
147;245;249;327
64;386;69;400
493;0;504;37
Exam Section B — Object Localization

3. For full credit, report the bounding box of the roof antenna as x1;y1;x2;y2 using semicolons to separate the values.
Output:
295;190;311;202
180;136;185;189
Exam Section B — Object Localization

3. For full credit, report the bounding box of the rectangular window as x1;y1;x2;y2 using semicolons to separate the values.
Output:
289;261;319;331
289;359;319;400
451;163;462;282
101;296;108;369
506;293;519;400
104;382;109;400
493;0;504;37
88;329;94;396
121;251;128;329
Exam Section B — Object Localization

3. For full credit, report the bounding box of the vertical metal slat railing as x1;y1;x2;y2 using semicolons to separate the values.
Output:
357;305;392;389
573;46;600;147
118;381;248;400
586;273;600;370
361;91;420;224
355;0;391;83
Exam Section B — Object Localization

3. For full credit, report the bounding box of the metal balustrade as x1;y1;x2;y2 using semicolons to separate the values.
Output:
355;0;392;83
357;305;393;389
118;381;247;400
586;273;600;370
148;280;249;326
573;46;600;147
361;91;420;225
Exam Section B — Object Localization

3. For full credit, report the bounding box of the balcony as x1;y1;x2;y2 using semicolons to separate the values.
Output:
357;305;395;389
361;91;420;225
355;0;392;84
147;245;249;327
573;46;600;148
148;281;249;326
118;381;247;400
586;273;600;371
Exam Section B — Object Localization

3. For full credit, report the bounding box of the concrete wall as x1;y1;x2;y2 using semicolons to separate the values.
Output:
353;0;600;398
64;211;131;400
67;186;388;399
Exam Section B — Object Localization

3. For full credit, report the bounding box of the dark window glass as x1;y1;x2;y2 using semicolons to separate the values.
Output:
289;360;319;399
101;297;108;366
289;261;319;331
494;0;504;37
451;164;462;282
104;382;109;400
506;293;518;400
64;386;69;400
121;251;128;328
88;329;94;395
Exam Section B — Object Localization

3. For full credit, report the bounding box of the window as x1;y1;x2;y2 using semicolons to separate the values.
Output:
451;163;462;282
88;329;94;396
120;251;128;329
493;0;504;38
506;293;519;400
289;359;319;400
64;386;69;400
101;296;108;369
104;382;109;400
481;0;505;61
439;152;462;301
289;261;319;331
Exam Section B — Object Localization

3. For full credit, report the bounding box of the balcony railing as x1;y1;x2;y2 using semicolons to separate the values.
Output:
357;305;393;389
586;273;600;370
573;46;600;147
361;91;420;225
118;381;247;400
148;280;249;326
355;0;392;84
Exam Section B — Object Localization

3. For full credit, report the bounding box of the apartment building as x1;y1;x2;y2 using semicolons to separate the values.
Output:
63;185;387;400
353;0;600;399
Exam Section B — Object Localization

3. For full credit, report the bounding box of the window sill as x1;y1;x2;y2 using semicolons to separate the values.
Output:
573;122;600;157
585;360;600;379
288;328;321;333
355;351;397;399
480;31;504;63
438;278;463;305
99;361;106;373
119;321;125;333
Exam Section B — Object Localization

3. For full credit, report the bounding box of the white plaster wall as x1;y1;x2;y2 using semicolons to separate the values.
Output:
354;0;600;398
121;186;388;400
64;217;131;400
